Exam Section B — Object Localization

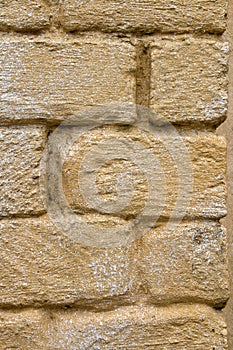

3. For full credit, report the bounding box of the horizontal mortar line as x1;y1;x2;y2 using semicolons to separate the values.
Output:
0;121;221;133
0;213;225;225
0;301;225;314
0;30;226;42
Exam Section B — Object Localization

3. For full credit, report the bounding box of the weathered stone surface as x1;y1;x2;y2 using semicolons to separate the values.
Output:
0;1;51;32
0;37;135;124
59;0;227;34
0;309;46;350
0;126;46;217
62;126;226;220
0;305;227;349
140;221;229;306
151;37;228;126
0;216;138;307
48;305;228;349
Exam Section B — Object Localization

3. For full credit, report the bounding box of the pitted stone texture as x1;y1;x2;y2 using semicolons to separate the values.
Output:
47;305;228;349
0;1;51;32
0;216;137;308
0;309;46;350
0;38;135;124
0;126;46;217
59;0;227;34
62;126;226;219
1;305;226;349
140;221;229;306
151;37;228;126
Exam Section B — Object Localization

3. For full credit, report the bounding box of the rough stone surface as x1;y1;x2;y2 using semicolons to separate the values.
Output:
0;1;51;32
0;214;227;308
59;0;227;34
0;309;46;350
62;126;226;220
151;36;228;126
0;37;136;124
0;126;46;217
140;221;229;306
0;305;227;349
0;216;138;308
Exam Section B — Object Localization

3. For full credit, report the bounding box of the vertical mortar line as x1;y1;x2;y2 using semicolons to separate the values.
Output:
134;38;153;303
136;39;151;108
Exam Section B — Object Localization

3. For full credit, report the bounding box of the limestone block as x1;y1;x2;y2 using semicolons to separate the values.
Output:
48;305;228;349
0;37;135;124
62;126;226;220
60;0;227;34
0;216;138;308
151;37;228;126
140;221;229;306
0;1;51;32
0;309;46;350
0;305;227;349
0;126;46;217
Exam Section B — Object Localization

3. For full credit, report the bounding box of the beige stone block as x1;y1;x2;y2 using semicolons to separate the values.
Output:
0;37;136;124
151;37;228;126
62;126;226;220
0;309;46;350
0;1;51;32
46;305;227;349
140;221;229;306
0;126;46;217
0;305;227;349
0;216;138;307
1;305;226;349
60;0;227;34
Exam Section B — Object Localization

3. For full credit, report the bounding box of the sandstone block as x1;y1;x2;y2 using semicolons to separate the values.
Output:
62;126;226;220
151;37;228;126
48;305;228;349
0;305;227;349
60;0;227;34
0;216;138;308
0;309;46;350
0;126;46;217
140;221;229;306
0;37;136;124
0;1;51;32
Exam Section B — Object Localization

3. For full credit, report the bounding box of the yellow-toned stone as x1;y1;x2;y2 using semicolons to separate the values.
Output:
151;37;228;126
0;305;227;349
0;309;46;350
62;126;226;220
140;221;229;306
0;126;46;217
47;305;228;349
0;1;51;32
0;37;136;124
0;216;138;307
60;0;227;34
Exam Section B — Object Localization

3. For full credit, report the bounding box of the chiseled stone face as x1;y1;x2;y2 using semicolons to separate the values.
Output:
151;37;228;126
140;221;229;306
62;125;226;220
0;216;228;308
0;0;51;32
0;126;46;217
0;216;138;308
0;37;136;124
0;305;228;349
59;0;227;34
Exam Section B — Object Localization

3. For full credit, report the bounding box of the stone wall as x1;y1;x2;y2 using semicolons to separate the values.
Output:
0;1;231;348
